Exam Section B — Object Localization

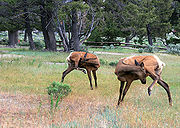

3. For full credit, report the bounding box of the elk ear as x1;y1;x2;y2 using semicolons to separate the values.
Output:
135;59;140;66
139;62;144;68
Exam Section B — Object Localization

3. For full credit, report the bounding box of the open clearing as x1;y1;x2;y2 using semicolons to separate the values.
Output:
0;48;179;127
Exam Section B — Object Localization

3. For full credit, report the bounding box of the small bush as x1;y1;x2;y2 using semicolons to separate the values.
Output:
80;46;88;52
47;82;71;110
109;44;115;49
138;45;159;53
17;41;29;46
138;48;144;53
166;37;180;45
167;44;180;55
103;44;116;50
109;60;119;66
0;39;8;45
47;81;71;98
34;41;45;50
100;58;108;65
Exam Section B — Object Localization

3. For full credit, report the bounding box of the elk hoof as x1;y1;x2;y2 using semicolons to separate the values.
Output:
169;101;173;106
116;102;122;108
91;87;93;90
83;70;86;74
116;105;119;109
148;88;151;96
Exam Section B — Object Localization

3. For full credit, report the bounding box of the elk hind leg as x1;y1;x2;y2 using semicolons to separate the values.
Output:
121;81;132;102
92;70;97;88
117;81;125;106
87;69;93;90
158;79;172;106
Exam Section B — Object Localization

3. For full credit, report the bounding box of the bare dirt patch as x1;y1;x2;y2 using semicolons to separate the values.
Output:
0;91;109;127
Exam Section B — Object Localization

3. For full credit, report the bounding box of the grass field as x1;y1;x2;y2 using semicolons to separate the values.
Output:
0;47;180;128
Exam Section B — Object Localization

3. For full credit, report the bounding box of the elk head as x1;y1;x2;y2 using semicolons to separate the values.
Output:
134;60;146;84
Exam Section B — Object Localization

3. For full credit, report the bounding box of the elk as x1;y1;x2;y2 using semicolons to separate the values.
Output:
115;55;172;106
61;51;100;90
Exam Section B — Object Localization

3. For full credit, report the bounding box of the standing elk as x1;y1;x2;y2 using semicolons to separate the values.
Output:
115;55;172;106
61;51;100;90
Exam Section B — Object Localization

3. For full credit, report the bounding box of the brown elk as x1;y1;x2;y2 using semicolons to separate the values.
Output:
115;55;172;106
61;51;100;90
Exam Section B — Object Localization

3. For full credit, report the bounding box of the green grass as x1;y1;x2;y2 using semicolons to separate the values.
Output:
0;47;179;127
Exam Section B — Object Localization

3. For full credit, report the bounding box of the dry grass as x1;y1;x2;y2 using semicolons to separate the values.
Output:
0;49;179;127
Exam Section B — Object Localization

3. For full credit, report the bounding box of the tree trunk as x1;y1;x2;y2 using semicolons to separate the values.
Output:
14;31;18;45
47;12;57;51
27;30;35;50
125;31;136;45
8;31;18;47
24;0;35;50
40;0;56;51
146;24;153;46
71;9;80;51
125;37;130;44
41;15;50;50
56;17;69;52
24;29;27;42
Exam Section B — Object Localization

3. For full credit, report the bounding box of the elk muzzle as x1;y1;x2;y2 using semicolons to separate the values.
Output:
140;78;146;84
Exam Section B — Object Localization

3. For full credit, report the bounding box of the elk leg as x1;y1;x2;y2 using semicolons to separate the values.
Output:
92;70;97;88
158;79;173;106
148;79;158;96
77;68;86;74
117;81;125;106
61;67;74;82
121;81;132;102
87;69;93;90
147;69;159;96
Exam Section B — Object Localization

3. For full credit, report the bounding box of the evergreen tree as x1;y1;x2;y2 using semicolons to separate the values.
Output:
0;0;24;47
170;0;180;37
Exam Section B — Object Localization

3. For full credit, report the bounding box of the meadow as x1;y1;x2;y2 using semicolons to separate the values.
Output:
0;47;179;128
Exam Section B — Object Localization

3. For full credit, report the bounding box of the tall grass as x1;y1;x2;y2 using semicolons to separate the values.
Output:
0;48;179;127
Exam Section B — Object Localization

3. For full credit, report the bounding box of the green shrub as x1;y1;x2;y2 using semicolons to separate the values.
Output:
138;48;144;53
80;46;88;52
109;44;115;49
17;41;29;46
109;60;119;66
143;45;158;53
100;58;108;65
34;41;45;50
47;82;71;110
0;31;8;45
103;44;116;50
17;40;44;50
0;40;8;45
167;44;180;55
166;37;180;45
47;81;71;98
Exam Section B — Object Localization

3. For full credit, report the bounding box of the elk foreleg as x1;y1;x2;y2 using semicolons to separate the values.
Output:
92;70;97;88
117;81;125;106
147;68;159;96
158;79;172;106
61;67;74;82
121;81;132;102
148;79;158;96
77;68;86;74
87;69;93;90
